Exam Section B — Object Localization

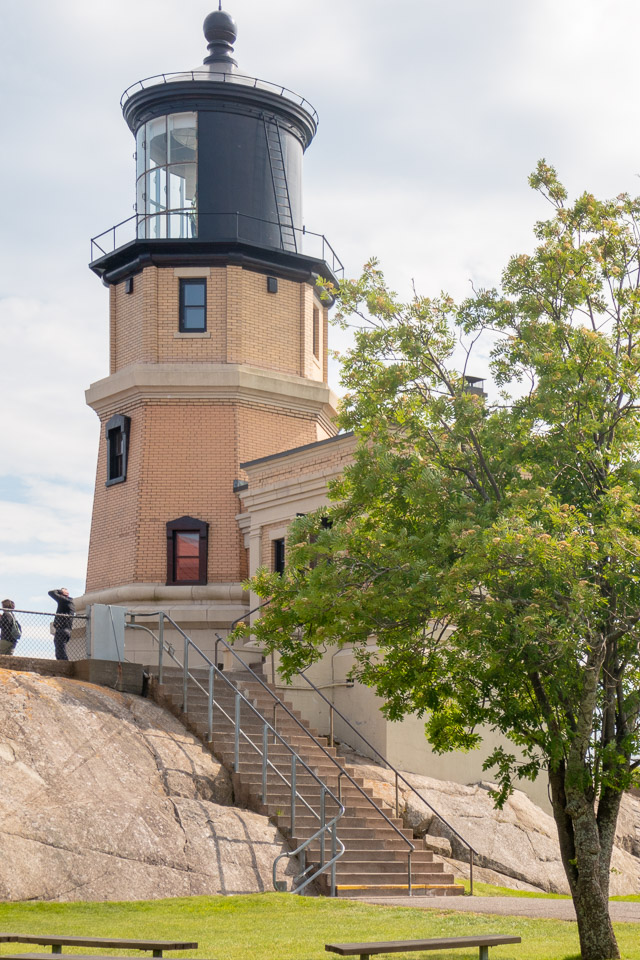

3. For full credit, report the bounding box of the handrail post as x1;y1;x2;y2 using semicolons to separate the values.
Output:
182;637;189;713
290;754;297;839
234;693;241;773
320;787;326;867
395;771;399;819
207;665;214;742
158;613;164;684
469;849;474;896
330;822;337;897
408;850;412;897
329;705;334;748
262;723;268;804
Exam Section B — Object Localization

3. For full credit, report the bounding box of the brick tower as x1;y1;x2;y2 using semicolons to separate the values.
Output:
79;8;339;657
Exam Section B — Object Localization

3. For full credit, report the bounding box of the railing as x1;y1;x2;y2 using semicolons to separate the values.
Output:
0;609;88;661
288;667;478;895
126;611;344;895
120;71;319;125
89;212;344;279
213;633;417;894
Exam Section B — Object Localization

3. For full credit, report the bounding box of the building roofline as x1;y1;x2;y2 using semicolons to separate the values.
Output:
240;431;354;469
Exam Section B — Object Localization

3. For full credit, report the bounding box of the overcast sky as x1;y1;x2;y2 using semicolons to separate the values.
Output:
1;0;639;611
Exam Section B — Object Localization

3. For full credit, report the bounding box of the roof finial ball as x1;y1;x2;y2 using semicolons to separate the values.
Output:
203;7;238;71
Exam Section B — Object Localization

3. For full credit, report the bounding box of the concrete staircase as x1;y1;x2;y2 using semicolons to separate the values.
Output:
150;663;464;898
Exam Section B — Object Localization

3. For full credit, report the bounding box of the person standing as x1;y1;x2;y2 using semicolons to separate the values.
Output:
48;588;75;661
0;599;19;655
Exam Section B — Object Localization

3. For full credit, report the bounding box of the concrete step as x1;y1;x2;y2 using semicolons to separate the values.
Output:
332;859;447;876
332;869;457;885
335;849;436;865
296;824;414;841
333;883;465;898
275;813;409;833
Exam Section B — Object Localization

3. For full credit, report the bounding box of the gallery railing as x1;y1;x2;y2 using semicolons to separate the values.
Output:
90;212;344;279
120;71;319;125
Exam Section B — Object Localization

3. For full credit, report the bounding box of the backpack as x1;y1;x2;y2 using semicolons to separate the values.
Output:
9;615;21;643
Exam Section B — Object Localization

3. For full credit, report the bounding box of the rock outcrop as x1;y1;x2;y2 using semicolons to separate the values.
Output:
342;754;640;895
0;669;297;901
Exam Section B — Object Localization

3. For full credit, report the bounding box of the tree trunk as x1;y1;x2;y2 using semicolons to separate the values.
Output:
572;884;619;960
550;769;620;960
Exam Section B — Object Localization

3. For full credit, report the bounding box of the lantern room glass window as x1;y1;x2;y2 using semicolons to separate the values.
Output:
136;112;197;240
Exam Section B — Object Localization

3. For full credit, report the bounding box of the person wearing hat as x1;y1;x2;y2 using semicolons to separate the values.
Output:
0;599;19;655
48;588;75;661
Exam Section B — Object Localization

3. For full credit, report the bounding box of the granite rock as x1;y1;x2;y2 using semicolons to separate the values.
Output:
0;669;297;901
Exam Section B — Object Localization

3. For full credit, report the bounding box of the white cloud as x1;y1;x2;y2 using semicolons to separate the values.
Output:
2;0;640;601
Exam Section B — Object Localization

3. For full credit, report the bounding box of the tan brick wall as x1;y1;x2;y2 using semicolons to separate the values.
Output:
113;269;159;370
245;434;356;489
88;260;336;594
235;268;302;374
86;397;335;592
157;268;227;363
300;286;324;382
85;397;142;591
110;263;327;376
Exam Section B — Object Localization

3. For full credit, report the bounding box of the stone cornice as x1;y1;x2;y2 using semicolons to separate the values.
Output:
85;363;339;424
77;582;248;608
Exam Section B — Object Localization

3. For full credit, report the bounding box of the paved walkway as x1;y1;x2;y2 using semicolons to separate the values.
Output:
353;895;640;923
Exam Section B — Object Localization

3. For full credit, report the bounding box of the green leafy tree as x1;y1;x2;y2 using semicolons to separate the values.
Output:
247;163;640;960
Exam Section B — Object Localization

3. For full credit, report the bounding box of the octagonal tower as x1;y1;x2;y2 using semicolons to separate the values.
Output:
80;9;340;658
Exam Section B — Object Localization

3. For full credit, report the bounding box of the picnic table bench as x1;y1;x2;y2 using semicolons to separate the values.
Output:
326;935;522;960
0;938;198;957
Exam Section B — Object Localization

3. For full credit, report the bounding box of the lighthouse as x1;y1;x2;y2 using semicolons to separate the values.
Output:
80;9;340;658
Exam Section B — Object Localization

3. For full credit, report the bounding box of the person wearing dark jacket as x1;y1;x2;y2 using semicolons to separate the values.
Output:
0;599;18;655
48;588;75;660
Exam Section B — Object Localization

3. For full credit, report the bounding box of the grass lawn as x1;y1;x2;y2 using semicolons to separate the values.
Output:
0;894;638;960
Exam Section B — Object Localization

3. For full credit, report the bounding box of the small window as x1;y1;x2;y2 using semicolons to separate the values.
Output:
273;538;286;576
312;306;320;359
179;278;207;332
105;414;131;486
166;516;208;585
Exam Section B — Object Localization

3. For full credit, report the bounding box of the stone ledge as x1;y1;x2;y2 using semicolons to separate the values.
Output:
0;657;145;695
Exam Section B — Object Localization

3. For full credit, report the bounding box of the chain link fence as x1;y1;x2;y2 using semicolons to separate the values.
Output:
0;609;88;661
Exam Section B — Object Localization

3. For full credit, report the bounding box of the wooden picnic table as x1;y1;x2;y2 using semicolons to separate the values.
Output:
0;937;198;957
326;935;522;960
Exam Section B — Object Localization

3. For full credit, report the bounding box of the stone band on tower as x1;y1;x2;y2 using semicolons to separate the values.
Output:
79;9;340;658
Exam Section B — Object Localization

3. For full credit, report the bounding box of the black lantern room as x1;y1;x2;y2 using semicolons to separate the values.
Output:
90;8;341;287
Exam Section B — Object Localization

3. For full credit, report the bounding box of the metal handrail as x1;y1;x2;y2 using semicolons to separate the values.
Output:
213;633;416;892
89;212;344;278
292;666;478;894
126;612;344;895
12;608;88;620
119;70;319;124
273;817;343;895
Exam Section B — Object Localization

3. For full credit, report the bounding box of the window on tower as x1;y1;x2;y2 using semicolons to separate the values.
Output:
273;538;286;576
105;414;131;486
136;112;198;240
179;278;207;331
166;516;209;585
312;305;320;359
